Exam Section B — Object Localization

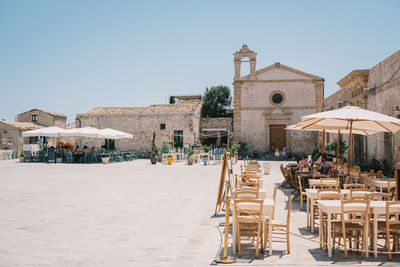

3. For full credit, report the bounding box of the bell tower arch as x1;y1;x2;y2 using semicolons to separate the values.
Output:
234;44;257;80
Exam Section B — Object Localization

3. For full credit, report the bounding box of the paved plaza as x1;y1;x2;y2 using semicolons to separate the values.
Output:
0;160;399;266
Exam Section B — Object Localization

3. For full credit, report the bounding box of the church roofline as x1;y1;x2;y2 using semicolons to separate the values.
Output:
241;62;324;81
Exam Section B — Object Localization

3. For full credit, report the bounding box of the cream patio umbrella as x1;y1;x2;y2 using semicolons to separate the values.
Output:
299;106;400;167
286;122;379;161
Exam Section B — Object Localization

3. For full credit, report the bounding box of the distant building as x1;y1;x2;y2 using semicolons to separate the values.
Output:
0;121;42;154
17;108;67;128
323;50;400;165
232;44;325;155
76;100;202;150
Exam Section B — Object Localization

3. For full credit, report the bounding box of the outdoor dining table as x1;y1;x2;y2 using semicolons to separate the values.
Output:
232;198;275;253
305;189;350;233
373;179;396;193
317;200;397;258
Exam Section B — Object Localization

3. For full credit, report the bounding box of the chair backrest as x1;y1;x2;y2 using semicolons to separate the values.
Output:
321;178;339;188
350;188;374;200
234;189;259;199
341;200;369;226
367;192;391;201
317;188;340;200
385;201;400;228
343;183;365;189
234;199;264;223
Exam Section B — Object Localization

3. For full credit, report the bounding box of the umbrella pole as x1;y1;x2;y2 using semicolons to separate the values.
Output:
348;121;353;170
322;129;326;154
336;130;340;163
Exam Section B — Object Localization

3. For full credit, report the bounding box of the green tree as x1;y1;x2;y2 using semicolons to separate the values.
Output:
324;138;348;157
201;85;232;117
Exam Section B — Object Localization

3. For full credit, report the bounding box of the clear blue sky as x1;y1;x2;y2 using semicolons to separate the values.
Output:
1;0;399;123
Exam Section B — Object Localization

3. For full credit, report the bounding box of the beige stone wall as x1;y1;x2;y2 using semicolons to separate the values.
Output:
322;50;400;164
77;112;199;151
17;110;67;128
240;81;316;108
200;118;233;132
367;50;400;163
0;122;22;154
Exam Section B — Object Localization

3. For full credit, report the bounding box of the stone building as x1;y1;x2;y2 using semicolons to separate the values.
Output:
323;50;400;165
17;109;67;128
0;121;42;154
232;44;325;155
76;99;202;151
200;117;233;147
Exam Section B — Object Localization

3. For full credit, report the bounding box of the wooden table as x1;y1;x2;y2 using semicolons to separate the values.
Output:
308;178;338;189
317;200;397;258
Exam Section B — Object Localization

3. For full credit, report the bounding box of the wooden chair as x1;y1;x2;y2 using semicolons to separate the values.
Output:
350;188;374;200
234;199;264;257
280;164;291;188
267;195;293;255
298;175;307;211
332;200;370;257
288;171;300;199
263;185;278;250
381;201;400;260
317;189;340;250
343;183;365;190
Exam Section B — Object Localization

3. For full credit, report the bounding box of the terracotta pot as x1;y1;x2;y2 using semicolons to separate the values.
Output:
187;157;194;165
102;157;109;164
157;155;162;162
167;156;174;165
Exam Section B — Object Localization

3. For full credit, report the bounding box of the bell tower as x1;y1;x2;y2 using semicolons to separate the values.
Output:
234;44;257;80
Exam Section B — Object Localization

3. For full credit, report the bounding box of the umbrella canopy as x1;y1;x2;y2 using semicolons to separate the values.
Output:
61;127;103;138
99;128;133;139
301;106;400;133
22;126;69;137
286;123;379;136
299;106;400;167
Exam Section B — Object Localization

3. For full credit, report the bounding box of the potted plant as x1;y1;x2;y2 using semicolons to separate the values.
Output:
229;144;240;164
165;140;175;165
202;145;210;165
186;148;194;165
150;132;158;165
19;151;25;162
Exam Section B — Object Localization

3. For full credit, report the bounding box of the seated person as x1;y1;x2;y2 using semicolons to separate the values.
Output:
320;154;331;174
83;146;89;153
297;155;310;168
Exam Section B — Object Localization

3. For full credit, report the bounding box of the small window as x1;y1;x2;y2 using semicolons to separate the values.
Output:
272;93;283;104
32;115;37;122
160;123;166;130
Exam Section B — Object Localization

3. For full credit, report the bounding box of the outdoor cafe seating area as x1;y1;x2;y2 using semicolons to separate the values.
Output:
215;106;400;263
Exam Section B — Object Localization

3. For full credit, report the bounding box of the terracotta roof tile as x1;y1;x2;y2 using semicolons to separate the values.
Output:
85;100;202;115
0;121;43;130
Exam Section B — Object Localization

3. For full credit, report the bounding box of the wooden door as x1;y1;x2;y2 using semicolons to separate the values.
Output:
270;124;286;150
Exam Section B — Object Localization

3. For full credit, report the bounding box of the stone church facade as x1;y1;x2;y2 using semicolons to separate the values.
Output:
233;45;325;155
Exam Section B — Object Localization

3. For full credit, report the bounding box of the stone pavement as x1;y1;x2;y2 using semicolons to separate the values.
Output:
0;159;398;266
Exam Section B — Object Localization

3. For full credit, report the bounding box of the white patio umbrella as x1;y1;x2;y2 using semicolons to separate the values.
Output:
299;106;400;167
61;127;103;138
99;128;133;139
22;126;69;137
